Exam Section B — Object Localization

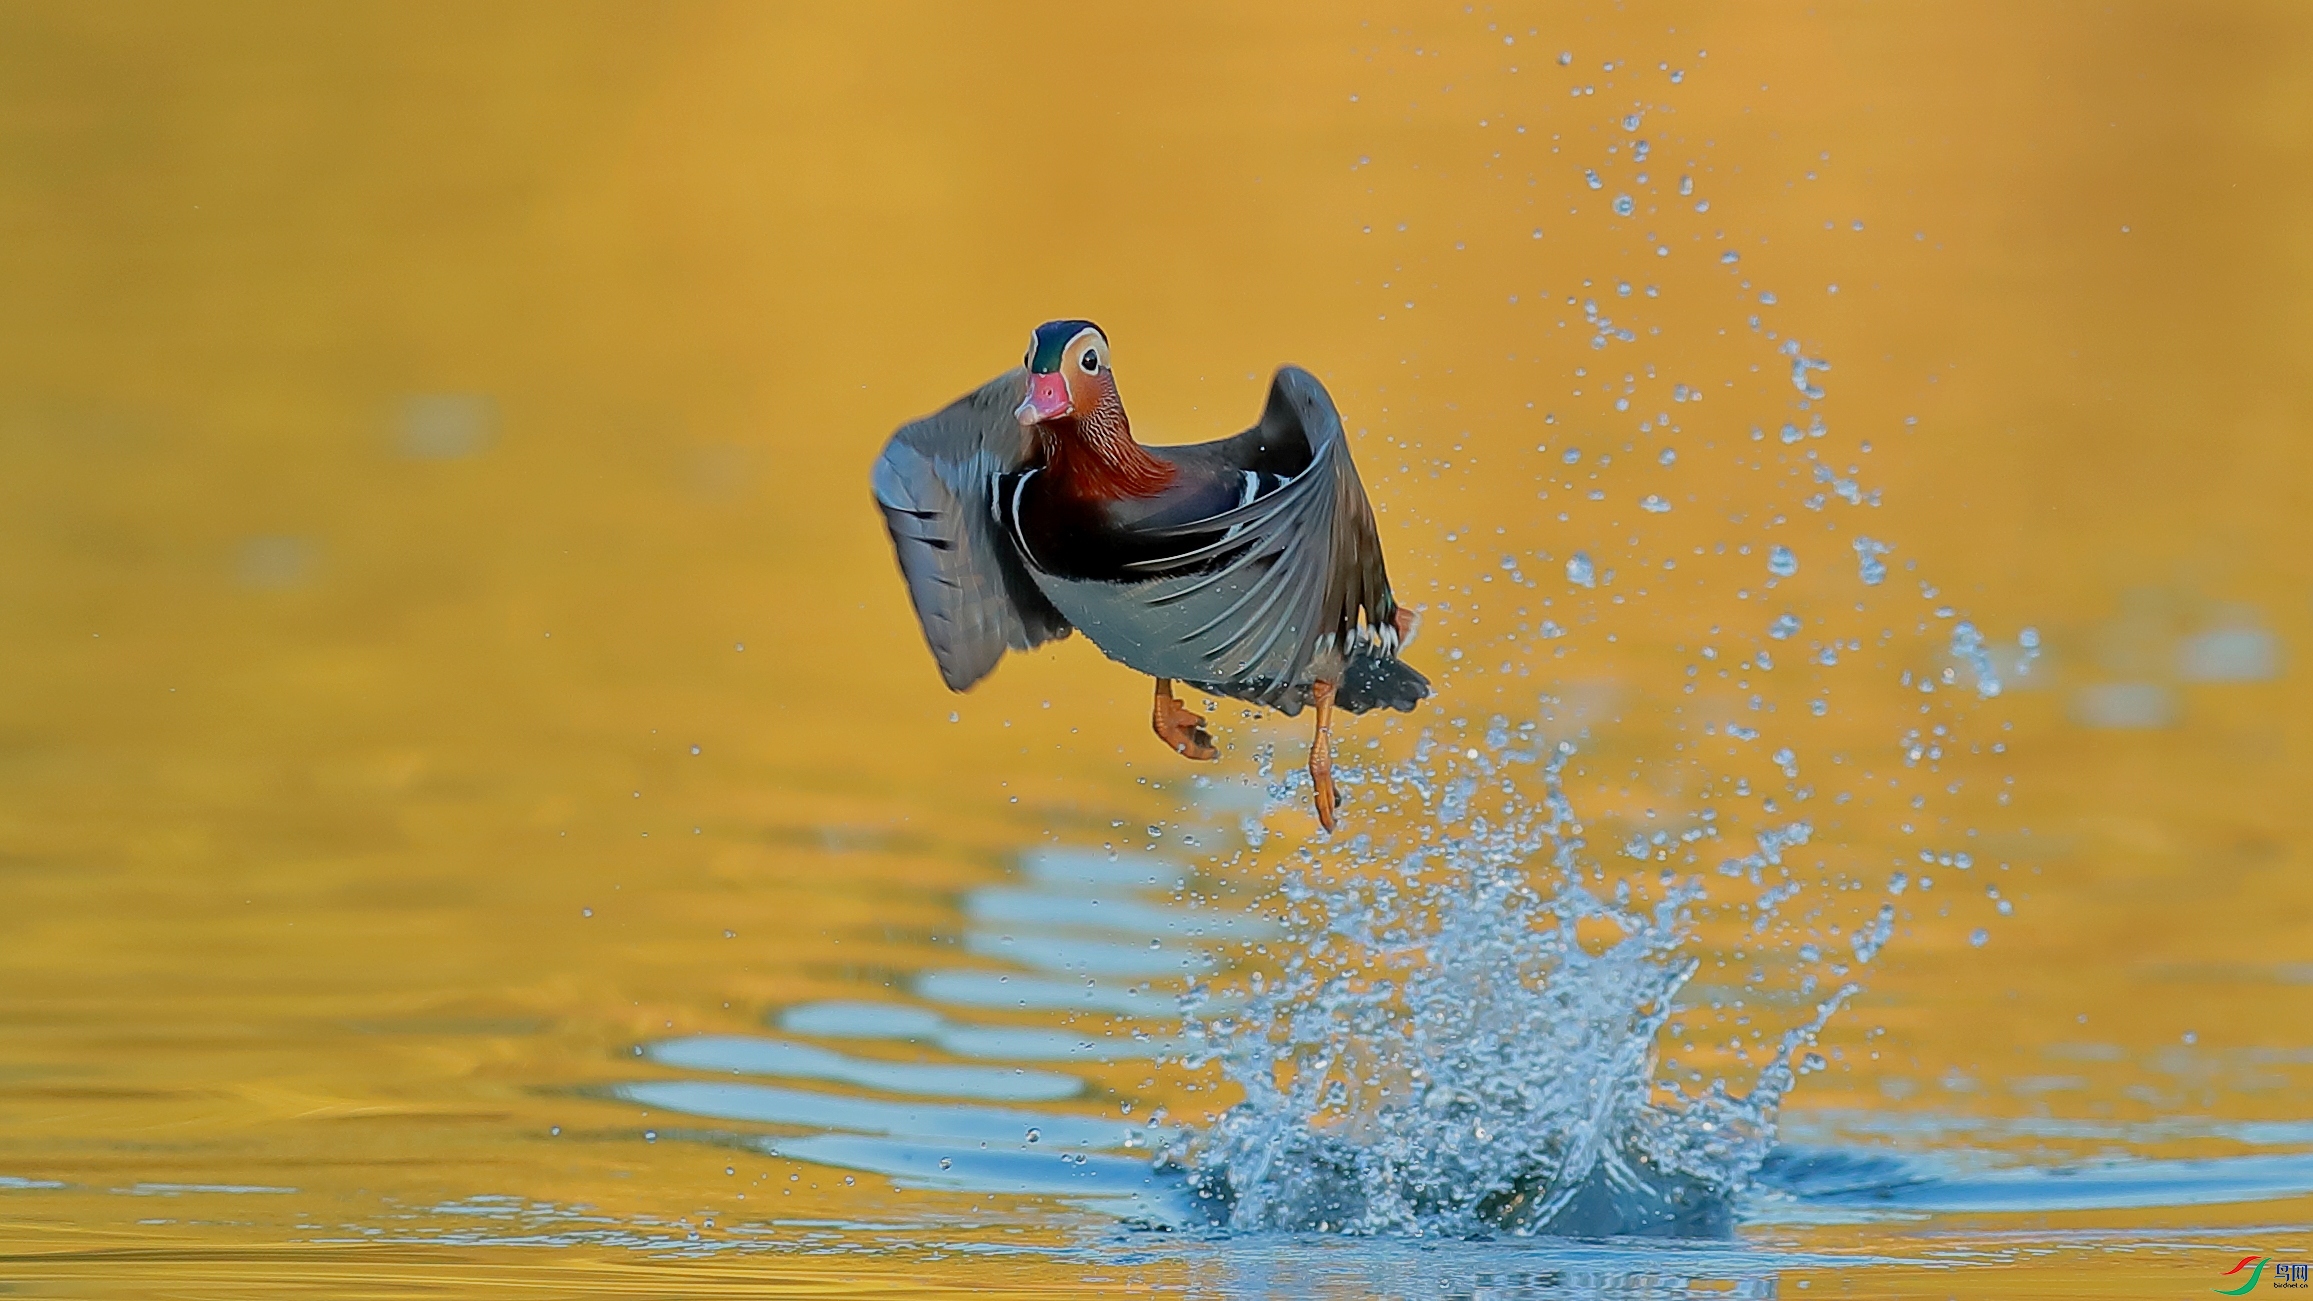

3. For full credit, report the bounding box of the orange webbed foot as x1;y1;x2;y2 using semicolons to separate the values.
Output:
1152;680;1219;761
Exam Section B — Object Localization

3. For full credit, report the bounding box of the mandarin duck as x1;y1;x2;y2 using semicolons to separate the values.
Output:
871;320;1428;830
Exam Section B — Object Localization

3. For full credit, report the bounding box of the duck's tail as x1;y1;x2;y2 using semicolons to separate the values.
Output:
1182;648;1431;717
1337;647;1431;715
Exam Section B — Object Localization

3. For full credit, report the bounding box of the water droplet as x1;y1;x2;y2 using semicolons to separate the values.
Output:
1659;448;1677;465
1565;552;1596;587
1853;537;1891;586
1850;904;1895;963
1768;613;1801;639
1612;195;1635;216
1583;169;1603;190
938;1157;952;1169
1969;929;1990;948
1025;1128;1042;1144
1720;250;1740;264
1767;545;1798;578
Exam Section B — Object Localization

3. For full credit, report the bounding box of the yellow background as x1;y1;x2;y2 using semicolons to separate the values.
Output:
0;2;2307;1294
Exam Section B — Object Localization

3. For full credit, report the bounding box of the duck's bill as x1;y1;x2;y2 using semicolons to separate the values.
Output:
1014;373;1071;425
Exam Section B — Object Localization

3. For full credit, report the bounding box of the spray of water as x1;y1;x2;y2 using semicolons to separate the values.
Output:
1173;737;1854;1237
1157;20;2027;1239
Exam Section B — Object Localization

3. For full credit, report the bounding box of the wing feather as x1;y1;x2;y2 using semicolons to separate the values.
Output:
1109;366;1404;702
870;370;1070;691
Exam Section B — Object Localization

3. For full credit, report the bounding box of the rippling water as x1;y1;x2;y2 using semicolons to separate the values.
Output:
3;3;2311;1297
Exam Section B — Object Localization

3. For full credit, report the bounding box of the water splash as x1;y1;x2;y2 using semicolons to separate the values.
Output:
1173;740;1853;1238
1149;28;2023;1242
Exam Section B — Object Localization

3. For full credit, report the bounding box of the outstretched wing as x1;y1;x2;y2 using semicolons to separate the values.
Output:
1124;366;1403;701
871;369;1070;691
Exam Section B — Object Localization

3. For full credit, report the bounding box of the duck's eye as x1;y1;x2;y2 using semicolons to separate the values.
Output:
1081;349;1100;374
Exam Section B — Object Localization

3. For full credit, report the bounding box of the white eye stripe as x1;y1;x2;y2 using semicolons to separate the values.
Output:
1067;327;1106;374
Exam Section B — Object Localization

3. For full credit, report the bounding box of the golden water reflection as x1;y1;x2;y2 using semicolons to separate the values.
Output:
1;2;2309;1295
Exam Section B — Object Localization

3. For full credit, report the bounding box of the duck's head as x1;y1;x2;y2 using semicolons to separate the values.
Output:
1015;319;1111;427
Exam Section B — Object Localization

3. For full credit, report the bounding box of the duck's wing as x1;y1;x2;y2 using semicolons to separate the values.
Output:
871;369;1071;692
1123;366;1405;697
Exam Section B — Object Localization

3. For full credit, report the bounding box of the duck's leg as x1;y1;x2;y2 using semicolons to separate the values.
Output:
1309;679;1339;832
1151;678;1218;760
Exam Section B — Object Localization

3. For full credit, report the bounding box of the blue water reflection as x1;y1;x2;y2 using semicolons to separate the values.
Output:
643;1036;1081;1102
912;968;1165;1014
614;1080;1141;1150
775;1001;947;1039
